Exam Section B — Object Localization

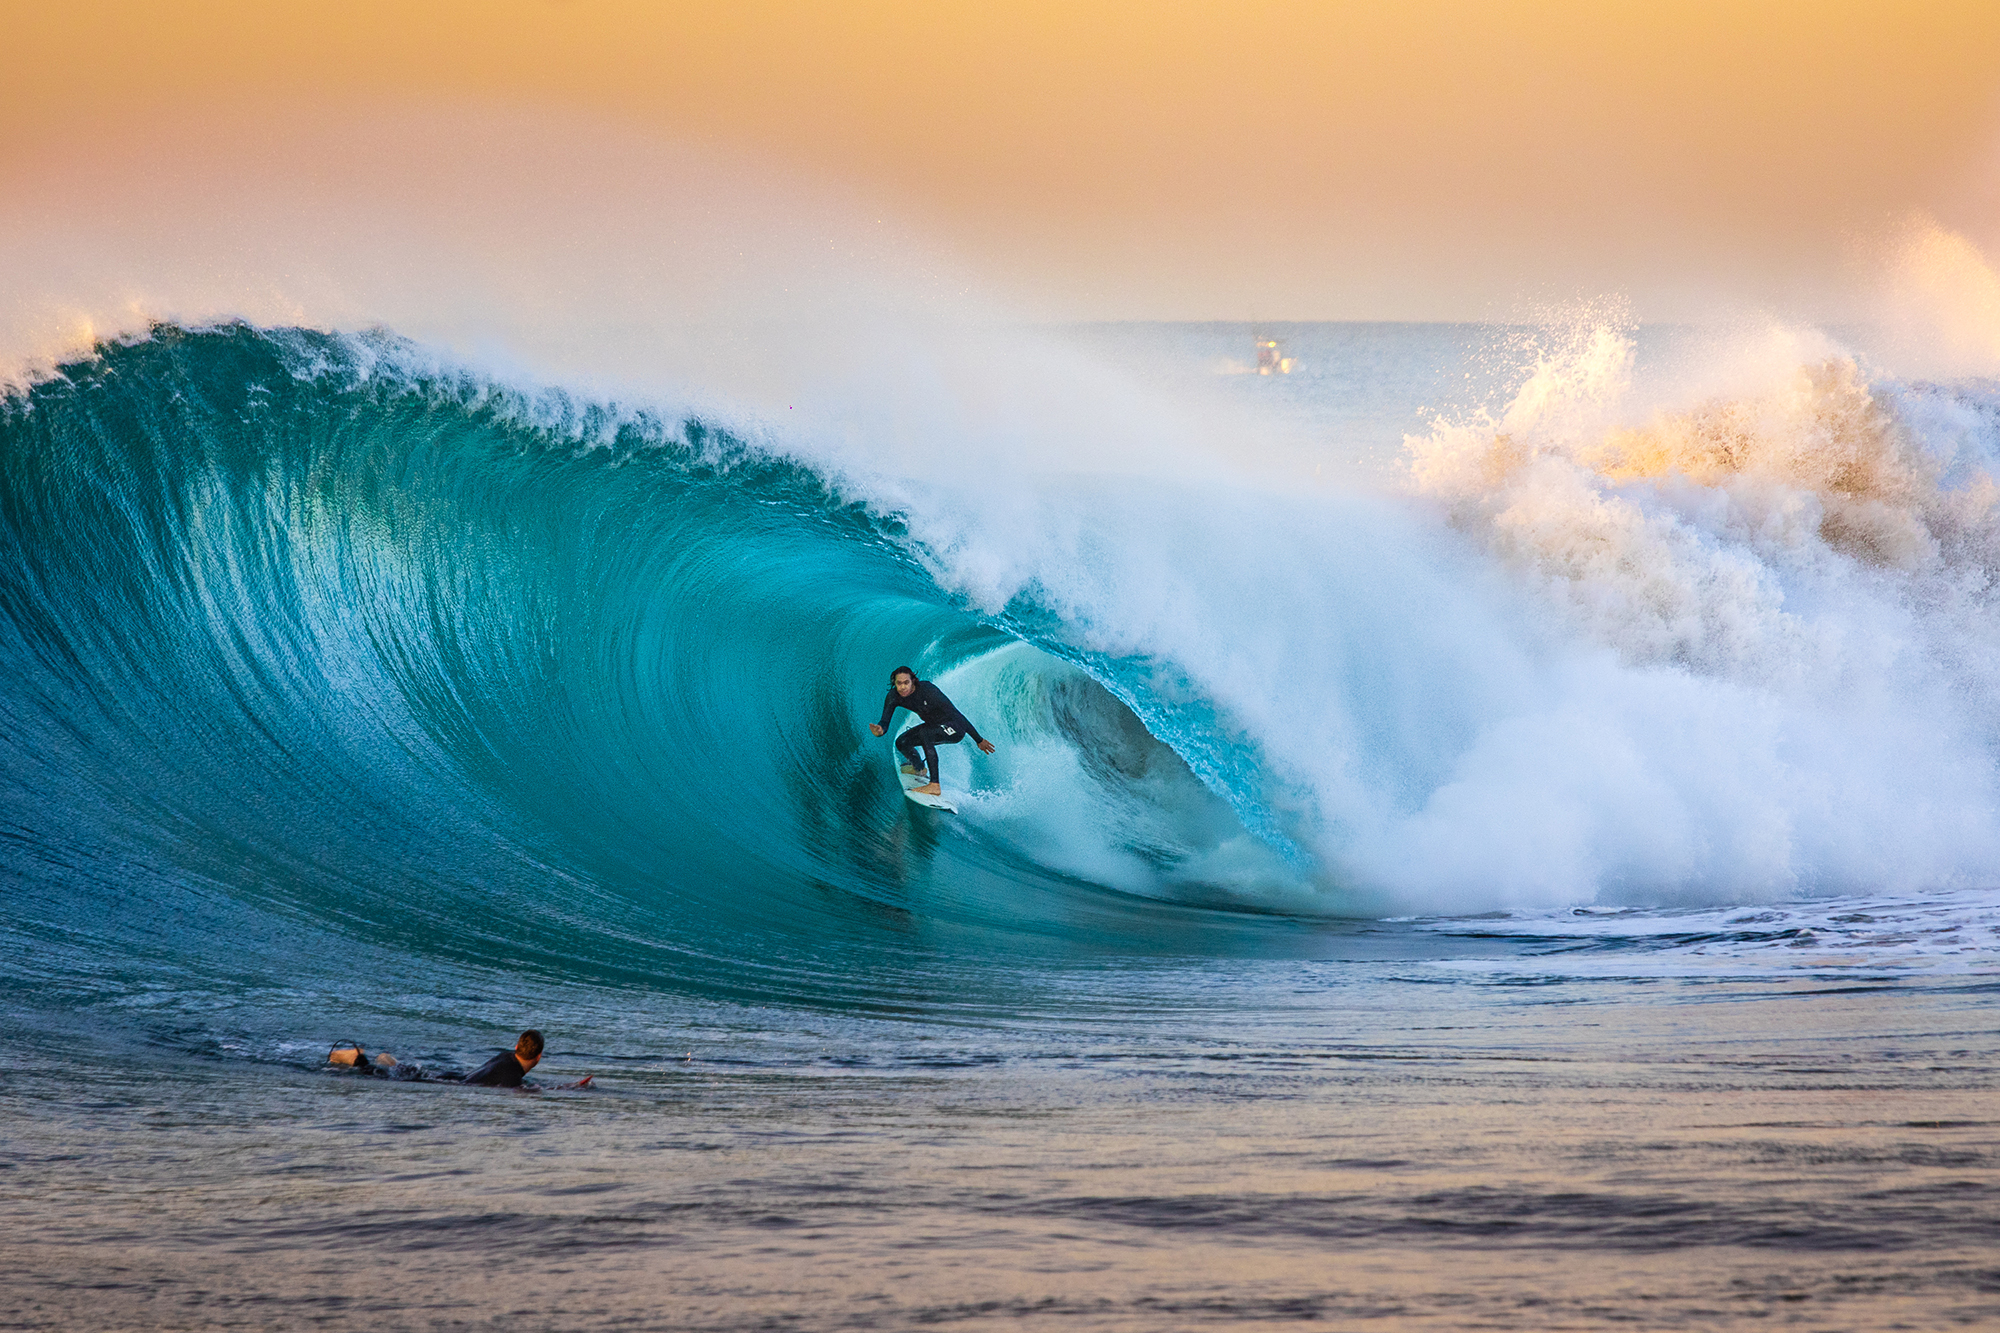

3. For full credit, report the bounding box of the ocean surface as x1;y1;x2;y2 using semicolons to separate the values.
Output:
3;318;1998;1330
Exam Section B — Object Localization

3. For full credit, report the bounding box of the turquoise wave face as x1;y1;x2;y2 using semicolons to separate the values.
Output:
0;324;1332;1021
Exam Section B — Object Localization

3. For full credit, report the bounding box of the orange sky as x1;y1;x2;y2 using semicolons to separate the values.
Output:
6;1;2000;320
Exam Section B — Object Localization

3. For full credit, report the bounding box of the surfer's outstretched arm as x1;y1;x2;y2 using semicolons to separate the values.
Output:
953;711;996;755
871;695;896;735
872;667;917;737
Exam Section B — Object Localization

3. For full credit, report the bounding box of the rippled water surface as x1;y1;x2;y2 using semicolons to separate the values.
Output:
5;954;1998;1331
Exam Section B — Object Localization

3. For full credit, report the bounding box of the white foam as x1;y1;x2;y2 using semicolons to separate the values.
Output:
883;294;2000;914
1415;887;2000;981
14;107;2000;915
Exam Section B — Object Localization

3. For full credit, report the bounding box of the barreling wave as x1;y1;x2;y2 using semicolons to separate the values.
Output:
0;324;1320;1020
8;318;2000;1022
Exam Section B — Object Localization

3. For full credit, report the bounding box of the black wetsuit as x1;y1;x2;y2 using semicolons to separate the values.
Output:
460;1051;531;1088
878;681;985;783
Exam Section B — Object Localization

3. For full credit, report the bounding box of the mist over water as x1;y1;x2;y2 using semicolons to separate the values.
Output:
890;315;2000;916
7;114;2000;1333
8;129;2000;946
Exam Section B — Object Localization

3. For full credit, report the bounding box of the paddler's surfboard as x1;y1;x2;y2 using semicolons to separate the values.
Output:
899;767;957;813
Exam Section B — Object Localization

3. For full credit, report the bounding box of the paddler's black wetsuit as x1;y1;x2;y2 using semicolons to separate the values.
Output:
879;680;986;784
457;1050;533;1088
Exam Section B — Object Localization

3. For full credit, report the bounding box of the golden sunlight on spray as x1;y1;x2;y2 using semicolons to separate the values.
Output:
1883;217;2000;377
1404;250;2000;675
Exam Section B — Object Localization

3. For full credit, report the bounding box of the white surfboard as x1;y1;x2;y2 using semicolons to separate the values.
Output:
898;767;957;813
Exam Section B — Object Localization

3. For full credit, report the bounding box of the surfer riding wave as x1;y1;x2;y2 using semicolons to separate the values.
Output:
870;666;996;797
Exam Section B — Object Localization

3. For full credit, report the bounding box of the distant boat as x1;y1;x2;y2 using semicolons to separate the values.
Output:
1255;336;1294;375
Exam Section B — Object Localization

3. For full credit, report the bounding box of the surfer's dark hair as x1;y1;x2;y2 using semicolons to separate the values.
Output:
516;1029;544;1059
889;665;917;685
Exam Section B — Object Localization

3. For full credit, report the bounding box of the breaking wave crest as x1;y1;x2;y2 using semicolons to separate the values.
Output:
6;314;2000;1019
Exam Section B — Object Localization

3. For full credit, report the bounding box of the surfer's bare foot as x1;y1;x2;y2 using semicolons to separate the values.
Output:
915;781;942;796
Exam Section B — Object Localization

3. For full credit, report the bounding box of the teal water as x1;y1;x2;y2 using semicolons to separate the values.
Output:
4;321;2000;1328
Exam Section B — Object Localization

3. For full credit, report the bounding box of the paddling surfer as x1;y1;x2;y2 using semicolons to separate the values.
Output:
459;1029;550;1087
869;666;995;796
326;1029;592;1090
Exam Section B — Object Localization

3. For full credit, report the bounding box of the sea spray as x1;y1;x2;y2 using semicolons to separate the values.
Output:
863;308;2000;911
